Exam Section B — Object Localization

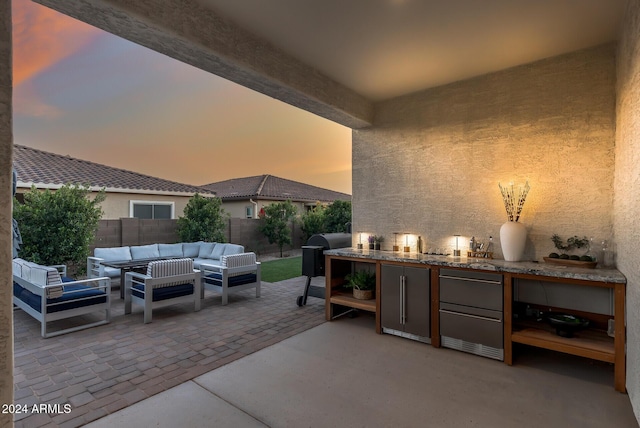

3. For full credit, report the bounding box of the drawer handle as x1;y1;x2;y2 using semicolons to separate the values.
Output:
439;309;502;323
439;275;502;285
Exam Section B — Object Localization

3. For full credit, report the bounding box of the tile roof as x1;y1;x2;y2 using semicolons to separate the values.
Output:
13;144;214;196
201;174;351;203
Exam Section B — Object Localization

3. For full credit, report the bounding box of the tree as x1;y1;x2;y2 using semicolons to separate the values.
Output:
324;200;352;233
177;194;228;242
13;184;105;274
259;200;297;257
300;203;326;241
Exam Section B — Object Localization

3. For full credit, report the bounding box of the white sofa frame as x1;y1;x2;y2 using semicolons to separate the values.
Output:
13;265;111;338
200;261;261;305
124;269;202;324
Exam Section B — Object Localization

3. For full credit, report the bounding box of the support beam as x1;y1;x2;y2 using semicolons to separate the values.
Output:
0;0;14;426
35;0;373;129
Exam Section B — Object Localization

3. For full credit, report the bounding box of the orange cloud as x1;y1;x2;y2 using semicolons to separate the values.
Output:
12;0;100;87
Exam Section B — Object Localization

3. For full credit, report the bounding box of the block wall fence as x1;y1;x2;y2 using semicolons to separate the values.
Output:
91;218;304;256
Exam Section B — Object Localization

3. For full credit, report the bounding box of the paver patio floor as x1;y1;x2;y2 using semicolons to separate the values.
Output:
12;276;325;428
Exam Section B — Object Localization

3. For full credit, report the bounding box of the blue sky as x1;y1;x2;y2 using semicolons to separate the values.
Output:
11;0;352;193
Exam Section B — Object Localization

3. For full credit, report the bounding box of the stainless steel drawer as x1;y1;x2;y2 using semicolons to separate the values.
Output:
439;269;503;310
439;302;503;349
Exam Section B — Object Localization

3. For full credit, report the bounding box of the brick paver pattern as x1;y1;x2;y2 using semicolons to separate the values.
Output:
12;277;325;427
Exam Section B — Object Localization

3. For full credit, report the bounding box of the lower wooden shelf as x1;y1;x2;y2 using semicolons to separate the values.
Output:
512;324;615;363
329;291;377;313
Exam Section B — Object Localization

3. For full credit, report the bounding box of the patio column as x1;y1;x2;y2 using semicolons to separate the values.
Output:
0;0;14;426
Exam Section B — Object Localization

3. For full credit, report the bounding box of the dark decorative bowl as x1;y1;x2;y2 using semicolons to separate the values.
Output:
544;312;590;338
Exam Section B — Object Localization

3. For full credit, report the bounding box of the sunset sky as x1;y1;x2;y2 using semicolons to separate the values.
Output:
11;0;353;194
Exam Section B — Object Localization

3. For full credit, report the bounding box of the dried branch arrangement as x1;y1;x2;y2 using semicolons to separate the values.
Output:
499;181;531;222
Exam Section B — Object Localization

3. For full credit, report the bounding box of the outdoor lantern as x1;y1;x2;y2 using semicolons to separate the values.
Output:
393;233;400;252
404;233;411;253
453;235;461;257
357;232;363;249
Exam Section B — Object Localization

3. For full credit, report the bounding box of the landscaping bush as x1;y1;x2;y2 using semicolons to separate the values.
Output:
324;200;352;233
300;203;326;241
300;200;352;240
13;184;105;274
259;200;297;257
177;194;228;242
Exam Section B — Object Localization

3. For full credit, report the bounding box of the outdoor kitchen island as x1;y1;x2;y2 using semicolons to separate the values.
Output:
323;248;627;392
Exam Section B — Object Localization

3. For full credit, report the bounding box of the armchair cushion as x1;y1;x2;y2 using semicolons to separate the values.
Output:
146;258;194;287
13;258;62;286
14;283;108;314
204;272;258;287
131;283;194;302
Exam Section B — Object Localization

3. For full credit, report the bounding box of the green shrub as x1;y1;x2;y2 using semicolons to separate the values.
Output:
13;184;105;274
259;200;297;257
177;194;228;242
324;200;352;233
300;203;326;241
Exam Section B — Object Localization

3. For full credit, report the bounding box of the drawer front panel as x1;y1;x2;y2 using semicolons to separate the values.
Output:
439;271;503;310
439;305;503;349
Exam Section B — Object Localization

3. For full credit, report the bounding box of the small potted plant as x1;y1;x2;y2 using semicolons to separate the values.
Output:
368;235;375;250
545;234;597;268
374;235;384;251
344;270;376;300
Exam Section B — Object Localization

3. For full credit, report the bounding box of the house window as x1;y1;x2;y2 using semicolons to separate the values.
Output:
245;206;254;219
130;201;174;219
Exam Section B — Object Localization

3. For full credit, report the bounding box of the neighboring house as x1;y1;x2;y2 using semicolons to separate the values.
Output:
201;174;351;219
13;144;214;220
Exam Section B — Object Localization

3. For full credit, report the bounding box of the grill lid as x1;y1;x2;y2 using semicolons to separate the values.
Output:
306;233;352;250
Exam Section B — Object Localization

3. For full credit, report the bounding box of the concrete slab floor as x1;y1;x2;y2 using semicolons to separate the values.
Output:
85;313;638;428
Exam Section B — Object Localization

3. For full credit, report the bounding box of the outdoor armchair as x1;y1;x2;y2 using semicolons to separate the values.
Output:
124;258;201;323
200;252;261;305
12;258;111;338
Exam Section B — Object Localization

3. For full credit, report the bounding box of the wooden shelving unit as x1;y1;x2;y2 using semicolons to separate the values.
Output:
325;255;381;333
504;273;626;393
329;289;377;313
512;322;615;363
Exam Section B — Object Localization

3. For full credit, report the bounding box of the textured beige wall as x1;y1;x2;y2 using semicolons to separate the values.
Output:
0;0;13;425
615;0;640;418
222;199;310;219
353;45;616;260
97;192;191;219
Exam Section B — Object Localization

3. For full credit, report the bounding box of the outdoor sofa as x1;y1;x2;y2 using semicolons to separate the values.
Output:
12;258;111;338
88;242;261;305
87;242;246;284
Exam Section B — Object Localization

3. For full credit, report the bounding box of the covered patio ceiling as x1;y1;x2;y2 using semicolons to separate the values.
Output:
33;0;626;128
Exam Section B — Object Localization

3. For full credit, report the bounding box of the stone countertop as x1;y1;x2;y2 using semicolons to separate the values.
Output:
324;248;627;284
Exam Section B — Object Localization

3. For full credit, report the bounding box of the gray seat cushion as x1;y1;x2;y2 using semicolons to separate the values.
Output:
158;243;184;258
95;246;132;262
130;244;160;260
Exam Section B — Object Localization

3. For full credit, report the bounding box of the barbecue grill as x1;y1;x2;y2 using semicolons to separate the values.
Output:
297;233;352;306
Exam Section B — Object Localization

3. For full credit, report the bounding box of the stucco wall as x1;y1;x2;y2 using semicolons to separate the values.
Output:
96;192;192;219
0;0;13;425
616;0;640;418
353;44;616;260
222;199;311;219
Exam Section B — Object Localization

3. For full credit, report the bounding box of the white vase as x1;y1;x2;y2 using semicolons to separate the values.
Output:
500;221;527;261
